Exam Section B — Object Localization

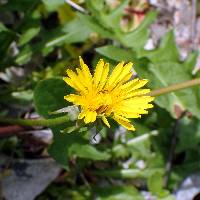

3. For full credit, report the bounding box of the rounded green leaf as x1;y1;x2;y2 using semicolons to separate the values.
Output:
34;77;72;118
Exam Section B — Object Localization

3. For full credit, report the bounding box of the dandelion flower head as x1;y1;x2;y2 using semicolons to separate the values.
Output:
63;57;154;131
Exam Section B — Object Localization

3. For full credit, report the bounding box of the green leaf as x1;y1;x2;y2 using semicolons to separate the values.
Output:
138;31;179;62
49;130;86;169
85;0;128;33
105;0;129;29
136;61;200;119
46;18;91;47
121;11;157;49
147;171;163;195
15;45;33;65
69;144;110;160
42;0;64;11
34;77;71;118
0;0;38;12
0;22;9;33
182;50;199;73
135;31;200;119
19;27;40;46
177;118;200;151
86;0;104;12
49;129;110;169
158;195;176;200
45;34;79;47
96;45;136;62
94;185;144;200
78;13;114;39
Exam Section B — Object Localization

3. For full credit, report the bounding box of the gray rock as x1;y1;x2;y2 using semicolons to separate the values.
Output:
175;173;200;200
1;158;61;200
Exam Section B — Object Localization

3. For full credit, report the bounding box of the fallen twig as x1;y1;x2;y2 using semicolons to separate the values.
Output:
0;125;25;137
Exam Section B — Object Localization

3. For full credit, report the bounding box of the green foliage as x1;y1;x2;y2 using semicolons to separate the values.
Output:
96;45;136;62
42;0;64;11
147;171;164;195
37;185;145;200
69;143;110;160
19;27;41;46
94;186;144;200
49;128;110;169
34;78;69;118
0;22;10;33
135;31;200;119
137;31;179;62
1;0;199;199
46;18;91;47
120;11;157;49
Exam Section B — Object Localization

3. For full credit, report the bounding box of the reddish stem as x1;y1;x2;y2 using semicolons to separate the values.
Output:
0;125;25;137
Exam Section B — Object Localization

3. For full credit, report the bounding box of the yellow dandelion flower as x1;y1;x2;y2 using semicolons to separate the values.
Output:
63;57;154;131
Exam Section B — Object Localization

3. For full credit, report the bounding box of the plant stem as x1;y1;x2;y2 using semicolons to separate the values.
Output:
0;115;69;127
148;78;200;97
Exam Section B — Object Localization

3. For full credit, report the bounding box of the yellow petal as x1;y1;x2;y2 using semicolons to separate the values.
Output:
94;59;104;87
119;108;148;116
119;99;153;108
132;89;150;95
124;89;150;99
125;96;155;104
113;114;135;131
117;62;133;83
120;72;132;83
129;79;149;92
84;111;97;123
63;58;154;131
114;108;141;118
63;77;79;91
76;68;91;90
106;61;124;89
106;62;133;90
66;69;77;79
102;116;110;128
66;69;87;93
116;112;141;118
120;78;139;90
79;56;93;87
64;94;83;105
118;99;154;114
124;103;154;110
99;63;109;90
121;79;148;91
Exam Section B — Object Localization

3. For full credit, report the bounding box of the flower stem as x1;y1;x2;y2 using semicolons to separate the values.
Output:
149;78;200;97
0;115;69;127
